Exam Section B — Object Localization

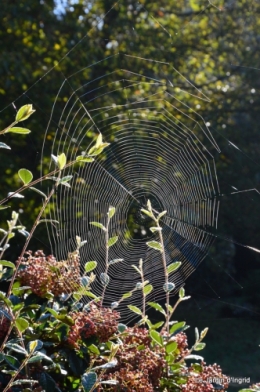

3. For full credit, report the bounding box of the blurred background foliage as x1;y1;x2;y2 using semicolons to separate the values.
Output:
0;0;260;389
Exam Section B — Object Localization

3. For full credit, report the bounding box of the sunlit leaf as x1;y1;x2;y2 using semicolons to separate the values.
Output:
0;260;15;269
90;221;106;231
108;258;123;265
29;186;47;199
8;192;24;198
150;329;163;346
15;104;35;122
76;156;94;163
167;261;181;274
127;305;142;315
147;302;166;315
143;284;153;295
108;235;118;247
57;152;66;169
146;241;162;252
15;317;29;333
18;168;33;185
85;261;97;273
6;127;31;134
165;341;178;354
108;206;116;218
0;142;11;150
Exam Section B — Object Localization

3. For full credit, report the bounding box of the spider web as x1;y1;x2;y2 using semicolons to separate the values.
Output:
1;0;260;331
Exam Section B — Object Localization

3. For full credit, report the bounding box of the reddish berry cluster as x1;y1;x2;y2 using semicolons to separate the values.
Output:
68;312;96;348
100;326;166;390
68;303;120;348
17;250;81;297
181;362;229;392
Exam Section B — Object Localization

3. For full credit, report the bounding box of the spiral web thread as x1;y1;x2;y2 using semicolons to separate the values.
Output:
41;55;222;320
1;0;259;322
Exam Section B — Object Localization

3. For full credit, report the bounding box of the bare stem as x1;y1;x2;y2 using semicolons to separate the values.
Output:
157;221;170;335
101;216;110;306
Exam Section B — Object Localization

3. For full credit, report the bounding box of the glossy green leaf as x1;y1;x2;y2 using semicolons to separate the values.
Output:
127;305;142;315
88;344;100;355
100;272;110;286
28;352;53;363
5;343;27;355
165;341;178;354
108;235;118;247
57;152;66;169
82;372;97;392
194;342;206;351
6;127;31;134
0;205;10;210
146;241;162;252
76;156;94;163
0;260;15;269
28;340;43;353
122;291;132;299
15;104;35;122
0;142;11;150
4;354;20;370
15;317;29;333
167;261;181;274
39;372;56;392
18;168;33;185
90;221;106;231
147;302;166;315
143;284;153;295
170;321;186;335
85;260;97;272
108;206;116;218
150;329;163;346
179;287;185;298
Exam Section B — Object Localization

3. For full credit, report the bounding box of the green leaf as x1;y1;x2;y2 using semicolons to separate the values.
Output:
108;206;116;218
158;210;167;220
96;133;103;148
0;260;15;269
29;187;47;199
195;327;199;341
170;321;186;335
82;372;97;392
163;282;175;292
4;355;20;370
57;153;66;169
85;261;97;273
131;264;141;274
185;354;204;361
146;241;162;252
108;258;123;265
179;287;185;298
15;317;29;333
5;343;27;355
88;344;100;355
57;175;73;184
28;340;43;353
108;235;118;247
200;327;208;339
150;226;162;233
6;127;31;134
147;199;152;211
127;305;142;315
76;156;94;163
118;323;127;332
167;261;181;274
0;291;12;307
28;352;53;364
15;104;35;122
10;379;38;386
100;272;110;286
69;351;89;377
90;221;106;231
147;302;166;315
151;321;164;330
0;142;11;150
143;284;153;295
18;168;33;185
0;205;10;210
141;208;154;218
194;342;206;351
122;291;132;299
150;330;163;346
165;341;178;354
39;372;56;392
